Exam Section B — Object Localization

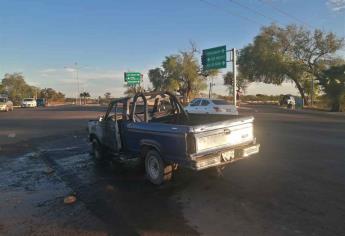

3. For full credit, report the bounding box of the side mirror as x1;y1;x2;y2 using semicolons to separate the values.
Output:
98;116;104;122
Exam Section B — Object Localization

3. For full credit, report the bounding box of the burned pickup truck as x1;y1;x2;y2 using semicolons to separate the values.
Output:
88;92;260;185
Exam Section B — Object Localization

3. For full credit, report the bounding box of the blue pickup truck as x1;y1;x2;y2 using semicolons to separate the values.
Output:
88;91;260;185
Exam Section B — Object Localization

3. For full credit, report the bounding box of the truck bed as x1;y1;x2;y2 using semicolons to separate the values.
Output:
150;113;253;128
149;113;255;154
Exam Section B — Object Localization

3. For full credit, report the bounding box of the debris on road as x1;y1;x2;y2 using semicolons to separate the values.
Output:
7;133;16;138
105;185;115;192
44;167;55;175
64;195;77;204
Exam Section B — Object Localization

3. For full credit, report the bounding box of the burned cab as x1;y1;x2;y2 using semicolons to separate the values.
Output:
88;92;260;185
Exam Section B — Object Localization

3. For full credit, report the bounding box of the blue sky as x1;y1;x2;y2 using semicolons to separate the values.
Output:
0;0;344;97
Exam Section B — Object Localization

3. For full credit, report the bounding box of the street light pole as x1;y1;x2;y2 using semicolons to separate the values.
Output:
75;62;81;105
65;63;81;105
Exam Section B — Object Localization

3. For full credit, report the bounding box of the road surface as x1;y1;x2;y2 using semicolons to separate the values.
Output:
1;105;345;236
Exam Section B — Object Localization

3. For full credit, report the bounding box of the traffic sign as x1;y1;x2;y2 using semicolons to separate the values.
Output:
127;80;140;85
124;72;141;82
202;45;227;70
124;72;142;85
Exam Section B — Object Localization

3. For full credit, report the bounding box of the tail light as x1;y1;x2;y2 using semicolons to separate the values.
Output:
187;133;196;154
214;106;221;112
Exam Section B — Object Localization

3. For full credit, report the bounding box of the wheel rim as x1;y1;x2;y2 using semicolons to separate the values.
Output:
147;155;160;180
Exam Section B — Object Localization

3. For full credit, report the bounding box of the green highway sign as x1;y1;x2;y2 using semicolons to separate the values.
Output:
127;80;140;85
124;72;142;85
202;45;227;70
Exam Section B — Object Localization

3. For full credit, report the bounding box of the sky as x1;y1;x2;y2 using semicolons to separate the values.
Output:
0;0;344;98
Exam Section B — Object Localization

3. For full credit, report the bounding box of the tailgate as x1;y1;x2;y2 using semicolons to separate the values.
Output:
192;117;254;153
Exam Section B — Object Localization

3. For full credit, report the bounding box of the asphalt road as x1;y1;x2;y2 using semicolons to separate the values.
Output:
1;105;345;236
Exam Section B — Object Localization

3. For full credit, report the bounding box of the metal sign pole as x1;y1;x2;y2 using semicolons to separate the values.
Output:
208;77;214;99
232;48;237;106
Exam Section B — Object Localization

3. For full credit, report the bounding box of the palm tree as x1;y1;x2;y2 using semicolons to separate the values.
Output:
80;92;90;105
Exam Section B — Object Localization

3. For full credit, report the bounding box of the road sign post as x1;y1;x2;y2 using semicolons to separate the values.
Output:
232;48;237;107
201;45;238;106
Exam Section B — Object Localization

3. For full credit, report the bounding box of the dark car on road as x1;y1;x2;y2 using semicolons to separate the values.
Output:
36;98;46;107
88;91;260;185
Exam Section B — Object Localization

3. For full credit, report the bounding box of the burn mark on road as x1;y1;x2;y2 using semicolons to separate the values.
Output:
39;139;199;235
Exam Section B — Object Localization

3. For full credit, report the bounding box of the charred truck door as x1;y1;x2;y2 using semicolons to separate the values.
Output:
102;101;123;153
122;93;149;154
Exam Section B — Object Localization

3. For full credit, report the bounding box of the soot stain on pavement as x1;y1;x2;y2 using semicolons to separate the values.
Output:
0;149;106;235
40;141;199;235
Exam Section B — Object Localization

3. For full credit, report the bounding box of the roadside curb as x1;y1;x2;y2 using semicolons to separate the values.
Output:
277;106;345;117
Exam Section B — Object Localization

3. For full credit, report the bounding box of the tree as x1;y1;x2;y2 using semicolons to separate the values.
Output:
104;92;111;100
124;84;144;96
238;24;344;105
0;83;5;94
40;88;65;103
80;92;90;104
301;75;321;103
223;71;249;95
148;68;165;91
1;73;37;104
318;64;345;112
148;47;208;102
168;50;207;101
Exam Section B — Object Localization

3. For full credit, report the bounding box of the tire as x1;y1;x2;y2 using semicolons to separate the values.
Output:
145;150;172;185
91;139;104;163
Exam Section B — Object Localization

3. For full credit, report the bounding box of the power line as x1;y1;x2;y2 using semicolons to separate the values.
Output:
258;0;315;29
228;0;280;24
199;0;263;26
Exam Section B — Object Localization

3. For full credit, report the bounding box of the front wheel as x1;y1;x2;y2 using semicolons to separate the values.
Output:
145;150;172;185
92;139;104;163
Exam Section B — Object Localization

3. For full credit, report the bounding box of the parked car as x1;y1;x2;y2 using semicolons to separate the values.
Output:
88;92;259;185
184;98;238;115
0;97;14;112
36;98;46;107
21;98;37;108
279;95;296;109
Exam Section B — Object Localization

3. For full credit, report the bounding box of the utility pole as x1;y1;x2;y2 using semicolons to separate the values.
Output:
232;48;237;106
75;62;81;105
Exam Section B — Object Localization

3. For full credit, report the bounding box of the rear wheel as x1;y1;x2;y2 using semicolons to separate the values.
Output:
145;150;172;185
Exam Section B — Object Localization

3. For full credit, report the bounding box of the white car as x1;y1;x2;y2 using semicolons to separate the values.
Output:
21;98;37;108
185;98;238;115
0;97;14;112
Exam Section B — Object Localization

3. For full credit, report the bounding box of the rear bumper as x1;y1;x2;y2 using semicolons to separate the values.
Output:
187;143;260;170
21;104;35;107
